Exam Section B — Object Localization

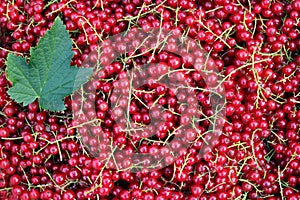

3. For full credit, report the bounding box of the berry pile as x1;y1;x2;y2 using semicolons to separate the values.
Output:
0;0;300;199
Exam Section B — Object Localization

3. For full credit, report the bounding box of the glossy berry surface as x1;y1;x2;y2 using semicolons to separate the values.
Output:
0;0;299;199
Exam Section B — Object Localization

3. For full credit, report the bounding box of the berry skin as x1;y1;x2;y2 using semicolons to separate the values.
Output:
0;128;10;138
0;0;299;199
236;49;250;61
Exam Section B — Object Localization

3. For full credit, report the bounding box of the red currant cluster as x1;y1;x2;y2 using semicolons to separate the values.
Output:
0;0;299;199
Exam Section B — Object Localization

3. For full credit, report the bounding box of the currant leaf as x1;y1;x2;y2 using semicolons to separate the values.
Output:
6;17;92;111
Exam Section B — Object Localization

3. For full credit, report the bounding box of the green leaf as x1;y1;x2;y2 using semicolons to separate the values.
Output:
6;17;93;111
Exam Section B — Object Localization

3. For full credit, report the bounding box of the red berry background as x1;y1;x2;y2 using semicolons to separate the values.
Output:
0;0;300;199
